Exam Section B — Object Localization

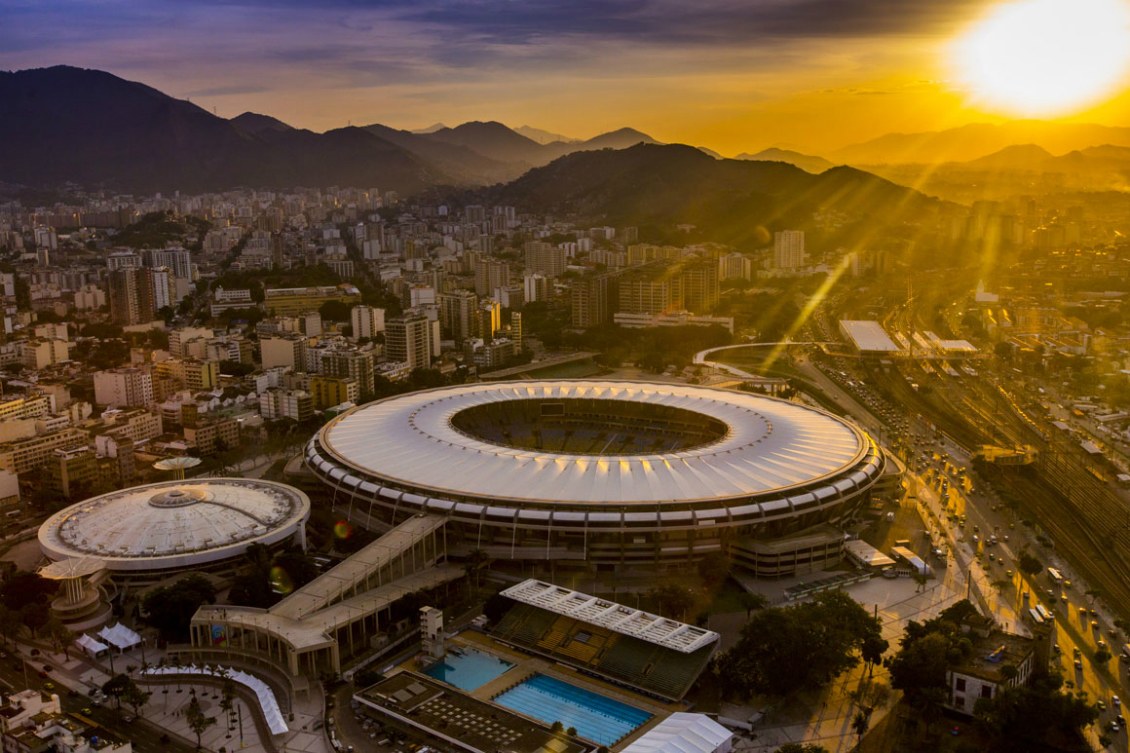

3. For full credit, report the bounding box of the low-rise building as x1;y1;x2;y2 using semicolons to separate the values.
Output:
259;388;314;422
945;627;1040;716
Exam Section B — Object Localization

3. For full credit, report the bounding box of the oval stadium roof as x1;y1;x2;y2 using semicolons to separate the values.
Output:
318;380;870;505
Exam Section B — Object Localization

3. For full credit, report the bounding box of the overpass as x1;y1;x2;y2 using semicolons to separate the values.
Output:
189;514;457;693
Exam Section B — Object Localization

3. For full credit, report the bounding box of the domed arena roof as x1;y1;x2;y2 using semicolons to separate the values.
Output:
38;478;310;573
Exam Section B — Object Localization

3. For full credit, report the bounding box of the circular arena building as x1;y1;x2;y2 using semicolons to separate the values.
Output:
305;380;885;569
38;478;310;584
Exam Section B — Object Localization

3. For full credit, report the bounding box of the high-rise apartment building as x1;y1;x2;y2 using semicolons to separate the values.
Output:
144;247;193;279
108;267;146;325
385;311;438;370
322;350;376;400
773;230;806;270
350;305;386;340
524;241;567;277
478;299;501;341
618;268;684;315
439;290;478;345
474;258;510;297
523;274;549;304
571;274;616;328
93;367;154;408
682;262;720;314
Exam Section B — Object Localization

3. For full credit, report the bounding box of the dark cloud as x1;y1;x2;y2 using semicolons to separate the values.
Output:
361;0;989;45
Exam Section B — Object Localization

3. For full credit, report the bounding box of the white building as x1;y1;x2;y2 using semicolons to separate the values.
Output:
773;230;805;271
351;305;385;340
93;368;154;408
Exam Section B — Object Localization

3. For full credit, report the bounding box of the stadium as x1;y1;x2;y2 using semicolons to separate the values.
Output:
306;380;884;570
38;478;310;584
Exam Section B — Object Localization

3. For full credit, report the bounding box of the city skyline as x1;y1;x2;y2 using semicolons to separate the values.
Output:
5;0;1130;155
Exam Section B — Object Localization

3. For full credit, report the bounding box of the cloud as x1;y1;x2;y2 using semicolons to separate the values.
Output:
185;84;270;97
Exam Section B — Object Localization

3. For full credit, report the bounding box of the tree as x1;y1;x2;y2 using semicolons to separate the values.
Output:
851;709;871;749
142;574;216;641
1094;647;1112;665
185;694;217;748
860;634;890;678
319;299;352;323
974;673;1098;751
774;744;829;753
1016;550;1043;580
738;591;768;618
102;673;136;710
647;584;695;620
122;679;152;715
697;552;731;590
44;614;72;657
718;590;883;698
887;602;978;731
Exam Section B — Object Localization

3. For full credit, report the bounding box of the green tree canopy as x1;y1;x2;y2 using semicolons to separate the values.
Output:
974;673;1098;751
718;590;883;697
185;694;217;748
142;574;216;641
887;600;977;708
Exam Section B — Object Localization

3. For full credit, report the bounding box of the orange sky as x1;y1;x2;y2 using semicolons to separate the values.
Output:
4;0;1130;156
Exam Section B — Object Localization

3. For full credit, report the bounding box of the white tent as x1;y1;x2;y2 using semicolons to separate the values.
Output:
98;623;142;651
75;634;110;658
620;713;732;753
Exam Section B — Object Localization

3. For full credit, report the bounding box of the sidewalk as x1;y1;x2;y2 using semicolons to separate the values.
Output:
14;639;332;753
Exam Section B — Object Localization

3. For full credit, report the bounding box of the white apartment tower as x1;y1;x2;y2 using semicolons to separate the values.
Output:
350;305;386;340
93;368;154;408
773;230;806;270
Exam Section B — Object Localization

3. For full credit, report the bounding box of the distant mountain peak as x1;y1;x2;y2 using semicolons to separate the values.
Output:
515;125;577;144
411;122;447;134
230;112;294;135
736;147;835;174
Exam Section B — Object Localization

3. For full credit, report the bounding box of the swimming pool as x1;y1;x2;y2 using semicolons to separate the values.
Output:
423;647;513;691
493;673;652;745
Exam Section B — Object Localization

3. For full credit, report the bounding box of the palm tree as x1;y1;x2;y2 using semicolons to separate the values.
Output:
185;694;216;749
852;709;871;750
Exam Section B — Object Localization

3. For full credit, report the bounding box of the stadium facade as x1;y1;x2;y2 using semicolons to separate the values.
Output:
306;380;884;570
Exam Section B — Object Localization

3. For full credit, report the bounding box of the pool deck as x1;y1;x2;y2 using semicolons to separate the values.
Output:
448;630;683;749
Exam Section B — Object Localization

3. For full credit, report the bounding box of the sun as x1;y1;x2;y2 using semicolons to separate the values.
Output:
950;0;1130;116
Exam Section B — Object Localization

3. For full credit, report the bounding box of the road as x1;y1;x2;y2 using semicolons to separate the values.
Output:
0;648;199;753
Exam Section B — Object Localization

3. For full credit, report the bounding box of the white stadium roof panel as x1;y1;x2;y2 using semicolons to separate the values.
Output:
318;380;870;505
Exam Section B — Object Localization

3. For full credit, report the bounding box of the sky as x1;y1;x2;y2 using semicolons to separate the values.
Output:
4;0;1130;156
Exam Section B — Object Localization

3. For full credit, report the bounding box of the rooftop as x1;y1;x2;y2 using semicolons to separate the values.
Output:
38;478;309;568
317;380;870;505
502;579;719;653
356;672;587;753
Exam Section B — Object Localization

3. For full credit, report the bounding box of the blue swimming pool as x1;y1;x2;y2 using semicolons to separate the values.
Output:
493;673;651;745
423;647;513;691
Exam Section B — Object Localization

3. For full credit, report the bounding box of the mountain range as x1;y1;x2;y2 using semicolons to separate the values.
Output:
0;66;659;193
3;65;1129;214
486;143;941;248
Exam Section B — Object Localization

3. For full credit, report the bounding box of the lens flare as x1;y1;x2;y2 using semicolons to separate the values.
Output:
269;565;294;594
949;0;1130;116
333;520;353;540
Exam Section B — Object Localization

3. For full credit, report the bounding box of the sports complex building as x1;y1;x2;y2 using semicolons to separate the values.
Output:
305;380;886;572
37;478;311;585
